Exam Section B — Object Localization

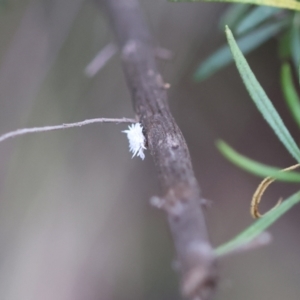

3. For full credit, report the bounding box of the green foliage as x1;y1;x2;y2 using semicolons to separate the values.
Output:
291;19;300;69
219;4;251;29
217;140;300;181
191;6;300;82
194;20;288;81
236;6;281;34
215;190;300;256
195;8;293;81
226;26;300;162
281;63;300;128
172;0;300;257
212;27;300;254
279;30;292;59
202;21;300;255
169;0;300;10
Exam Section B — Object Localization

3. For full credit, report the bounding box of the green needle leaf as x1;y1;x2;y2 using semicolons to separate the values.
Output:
217;140;300;182
225;26;300;163
281;63;300;129
236;6;282;35
215;190;300;256
219;4;251;30
194;20;288;81
279;30;291;60
169;0;300;11
291;24;300;70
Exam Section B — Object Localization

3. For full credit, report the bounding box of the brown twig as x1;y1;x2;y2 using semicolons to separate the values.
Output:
85;43;118;77
251;163;300;218
0;117;136;143
84;42;173;78
97;1;218;299
155;46;174;61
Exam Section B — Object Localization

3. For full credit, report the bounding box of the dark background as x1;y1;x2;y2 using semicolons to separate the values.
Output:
0;1;299;300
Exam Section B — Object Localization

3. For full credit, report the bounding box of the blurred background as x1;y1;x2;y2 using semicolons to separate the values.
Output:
0;1;299;300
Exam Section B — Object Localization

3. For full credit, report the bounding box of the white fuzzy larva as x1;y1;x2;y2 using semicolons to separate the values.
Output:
123;123;146;160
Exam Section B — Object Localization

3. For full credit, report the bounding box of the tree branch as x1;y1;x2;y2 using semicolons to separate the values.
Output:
97;1;218;299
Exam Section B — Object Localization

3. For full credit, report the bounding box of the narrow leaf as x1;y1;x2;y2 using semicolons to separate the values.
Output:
217;140;300;181
236;6;282;35
219;4;251;30
281;63;300;129
215;190;300;256
194;20;287;81
169;0;300;11
278;30;291;60
225;26;300;163
291;24;300;70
